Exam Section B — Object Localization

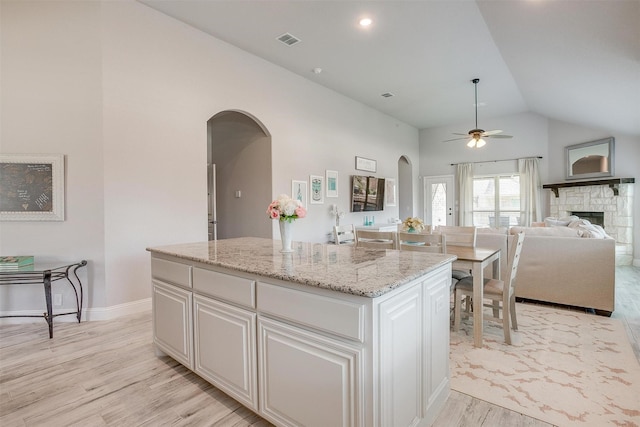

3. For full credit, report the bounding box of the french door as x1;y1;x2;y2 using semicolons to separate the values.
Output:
423;175;454;227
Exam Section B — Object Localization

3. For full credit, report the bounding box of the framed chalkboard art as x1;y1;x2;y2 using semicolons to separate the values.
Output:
0;154;65;221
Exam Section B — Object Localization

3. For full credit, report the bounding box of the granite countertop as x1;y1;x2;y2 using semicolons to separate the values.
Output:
147;237;456;298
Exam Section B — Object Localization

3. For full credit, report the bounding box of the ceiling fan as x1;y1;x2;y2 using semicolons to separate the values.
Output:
443;78;513;148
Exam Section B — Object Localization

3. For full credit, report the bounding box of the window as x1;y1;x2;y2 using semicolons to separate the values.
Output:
472;175;520;227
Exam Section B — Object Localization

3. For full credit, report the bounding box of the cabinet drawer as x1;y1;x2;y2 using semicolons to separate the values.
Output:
193;268;255;308
151;258;192;288
257;282;365;342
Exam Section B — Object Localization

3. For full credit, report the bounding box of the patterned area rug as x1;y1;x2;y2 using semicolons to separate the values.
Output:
450;303;640;426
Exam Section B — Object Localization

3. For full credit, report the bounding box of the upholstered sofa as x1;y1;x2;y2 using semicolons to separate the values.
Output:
476;225;615;316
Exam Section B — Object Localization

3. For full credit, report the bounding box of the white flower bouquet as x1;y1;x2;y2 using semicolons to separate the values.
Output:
267;194;307;222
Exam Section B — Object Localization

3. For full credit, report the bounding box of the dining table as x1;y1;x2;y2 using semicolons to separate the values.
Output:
445;246;501;347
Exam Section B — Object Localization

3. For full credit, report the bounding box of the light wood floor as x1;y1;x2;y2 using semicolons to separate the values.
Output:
1;266;638;427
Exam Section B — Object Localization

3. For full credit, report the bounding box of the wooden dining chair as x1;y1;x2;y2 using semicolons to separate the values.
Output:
437;226;477;247
398;232;446;253
355;229;397;249
453;232;525;345
437;226;477;280
333;224;356;245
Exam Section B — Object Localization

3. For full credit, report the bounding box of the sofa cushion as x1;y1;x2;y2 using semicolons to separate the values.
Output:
477;227;508;235
544;216;579;227
510;226;580;237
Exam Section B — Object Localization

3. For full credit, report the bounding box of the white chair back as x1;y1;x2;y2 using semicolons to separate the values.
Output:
355;230;397;249
333;224;356;245
437;226;477;247
398;232;446;253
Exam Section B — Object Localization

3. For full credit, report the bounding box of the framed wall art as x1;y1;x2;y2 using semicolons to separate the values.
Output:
325;170;338;198
0;154;65;221
309;175;324;204
355;156;376;173
291;180;308;209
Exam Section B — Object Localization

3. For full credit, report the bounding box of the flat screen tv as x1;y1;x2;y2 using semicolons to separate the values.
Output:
351;175;385;212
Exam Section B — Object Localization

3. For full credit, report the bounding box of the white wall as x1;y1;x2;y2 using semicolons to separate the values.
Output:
0;1;419;315
419;112;640;264
0;1;106;312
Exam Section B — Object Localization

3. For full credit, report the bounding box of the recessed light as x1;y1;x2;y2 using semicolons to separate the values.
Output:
359;18;372;27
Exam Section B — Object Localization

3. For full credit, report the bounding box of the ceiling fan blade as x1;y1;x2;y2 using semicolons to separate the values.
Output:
442;137;469;142
481;129;503;136
451;132;470;136
486;134;513;139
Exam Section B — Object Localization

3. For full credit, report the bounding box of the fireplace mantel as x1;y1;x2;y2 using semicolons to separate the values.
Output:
543;178;635;197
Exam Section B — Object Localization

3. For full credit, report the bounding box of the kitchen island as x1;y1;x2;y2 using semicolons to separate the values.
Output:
147;237;455;427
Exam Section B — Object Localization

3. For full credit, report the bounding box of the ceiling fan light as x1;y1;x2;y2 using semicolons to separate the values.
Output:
467;139;476;148
476;138;486;148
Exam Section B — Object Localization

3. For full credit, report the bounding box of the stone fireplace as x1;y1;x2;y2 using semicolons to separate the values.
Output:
570;211;604;228
545;180;634;265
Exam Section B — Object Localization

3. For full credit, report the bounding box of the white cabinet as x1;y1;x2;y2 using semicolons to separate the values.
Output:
150;252;451;427
378;284;423;427
258;317;362;427
423;269;451;421
152;280;193;369
193;294;258;410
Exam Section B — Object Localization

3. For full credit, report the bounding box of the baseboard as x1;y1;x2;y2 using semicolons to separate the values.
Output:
0;298;151;325
84;298;151;321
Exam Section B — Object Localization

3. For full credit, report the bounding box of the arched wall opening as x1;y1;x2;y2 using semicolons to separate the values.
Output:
207;110;272;240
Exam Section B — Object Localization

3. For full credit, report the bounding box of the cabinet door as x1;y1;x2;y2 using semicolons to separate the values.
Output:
378;284;423;427
258;317;362;427
422;269;451;418
152;280;193;369
193;295;257;410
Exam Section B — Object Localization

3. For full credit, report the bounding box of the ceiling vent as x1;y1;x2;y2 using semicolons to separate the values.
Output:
277;33;301;46
381;92;395;98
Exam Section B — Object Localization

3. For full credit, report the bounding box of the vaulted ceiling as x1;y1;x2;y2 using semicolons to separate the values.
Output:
139;0;640;136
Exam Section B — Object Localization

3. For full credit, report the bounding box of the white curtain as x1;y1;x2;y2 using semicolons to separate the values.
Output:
518;157;542;226
456;163;474;226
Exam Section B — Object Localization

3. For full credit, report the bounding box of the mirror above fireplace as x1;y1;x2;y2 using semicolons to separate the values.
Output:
565;137;614;180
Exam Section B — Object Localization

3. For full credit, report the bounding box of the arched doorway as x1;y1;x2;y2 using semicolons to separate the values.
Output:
397;155;413;219
207;111;272;240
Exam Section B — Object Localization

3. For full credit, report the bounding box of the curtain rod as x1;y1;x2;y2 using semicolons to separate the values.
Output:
450;156;542;166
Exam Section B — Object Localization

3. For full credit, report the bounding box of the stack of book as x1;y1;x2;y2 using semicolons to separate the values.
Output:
0;256;34;270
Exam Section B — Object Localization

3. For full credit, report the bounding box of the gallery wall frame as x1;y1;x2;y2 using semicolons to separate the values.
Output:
291;180;308;209
309;175;324;204
0;154;65;221
355;156;376;173
325;170;338;198
385;178;397;207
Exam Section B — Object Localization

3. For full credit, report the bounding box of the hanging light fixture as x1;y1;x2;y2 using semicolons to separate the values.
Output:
443;78;514;147
467;134;486;148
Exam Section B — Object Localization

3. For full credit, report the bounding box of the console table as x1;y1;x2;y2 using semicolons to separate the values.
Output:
0;260;87;338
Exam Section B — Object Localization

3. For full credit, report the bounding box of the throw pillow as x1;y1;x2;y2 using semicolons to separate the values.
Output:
568;219;611;239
